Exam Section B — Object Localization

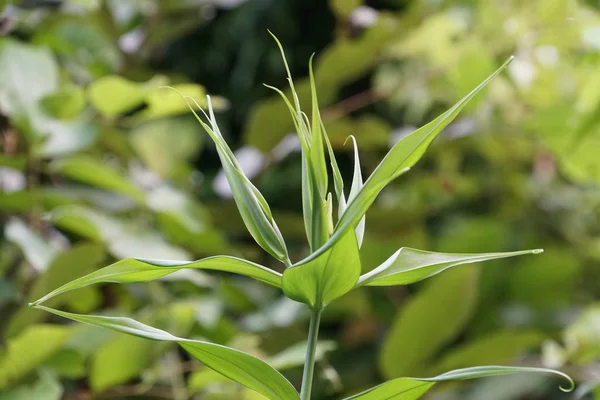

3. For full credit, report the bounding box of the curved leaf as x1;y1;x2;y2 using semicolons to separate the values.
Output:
358;248;542;287
282;231;360;308
33;306;299;400
344;366;574;399
294;57;513;268
30;256;281;306
171;91;289;264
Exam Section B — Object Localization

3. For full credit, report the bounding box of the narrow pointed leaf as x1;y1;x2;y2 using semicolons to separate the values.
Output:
33;306;299;400
357;248;543;287
282;231;360;308
346;136;365;247
299;58;513;267
30;256;281;306
171;91;289;264
344;366;574;399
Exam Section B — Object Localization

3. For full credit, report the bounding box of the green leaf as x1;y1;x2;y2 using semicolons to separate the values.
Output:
282;231;360;308
344;366;574;399
4;218;57;272
380;267;479;379
6;243;106;337
40;85;86;119
294;57;514;271
269;340;337;371
0;374;63;400
87;75;146;117
358;248;542;287
170;91;289;264
51;156;146;203
346;136;365;248
30;255;281;306
0;324;71;389
33;306;300;400
0;38;58;118
90;333;155;391
142;83;207;118
433;331;544;374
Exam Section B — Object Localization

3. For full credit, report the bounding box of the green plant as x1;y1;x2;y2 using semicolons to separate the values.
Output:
28;36;575;400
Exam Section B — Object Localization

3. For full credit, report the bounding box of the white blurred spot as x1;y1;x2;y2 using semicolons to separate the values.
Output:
272;133;301;161
351;6;379;28
508;57;537;89
213;146;265;198
0;167;26;193
535;45;559;67
119;29;145;54
504;18;518;35
583;26;600;51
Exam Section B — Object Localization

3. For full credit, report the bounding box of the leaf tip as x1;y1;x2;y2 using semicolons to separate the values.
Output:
532;249;544;254
28;302;34;307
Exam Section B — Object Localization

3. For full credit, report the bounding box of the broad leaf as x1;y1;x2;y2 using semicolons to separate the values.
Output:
0;324;71;389
51;156;146;203
173;92;290;264
380;267;479;379
344;366;574;399
358;248;542;287
282;231;360;308
300;57;513;266
87;75;146;117
30;256;281;306
33;306;299;400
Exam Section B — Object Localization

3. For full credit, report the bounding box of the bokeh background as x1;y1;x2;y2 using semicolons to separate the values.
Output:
1;0;599;399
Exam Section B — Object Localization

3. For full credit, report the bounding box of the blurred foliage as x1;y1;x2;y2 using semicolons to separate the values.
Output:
0;0;599;399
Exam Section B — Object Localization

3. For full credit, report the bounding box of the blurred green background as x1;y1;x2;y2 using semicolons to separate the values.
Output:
1;0;599;399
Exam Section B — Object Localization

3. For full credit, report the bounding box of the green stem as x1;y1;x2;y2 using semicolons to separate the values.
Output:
300;306;322;400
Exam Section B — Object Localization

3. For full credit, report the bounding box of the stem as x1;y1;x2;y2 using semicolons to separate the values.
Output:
300;306;322;400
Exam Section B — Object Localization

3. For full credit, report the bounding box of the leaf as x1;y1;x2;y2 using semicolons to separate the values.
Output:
40;85;86;119
142;83;207;118
32;306;300;400
346;136;365;248
0;38;58;118
49;205;191;260
0;324;71;389
357;248;542;287
433;331;544;373
51;156;146;203
30;255;281;306
4;218;57;272
130;117;203;177
90;333;155;391
294;57;513;272
269;340;337;371
282;231;360;308
6;243;106;337
171;92;289;264
87;75;146;117
380;266;479;379
344;366;574;399
0;374;63;400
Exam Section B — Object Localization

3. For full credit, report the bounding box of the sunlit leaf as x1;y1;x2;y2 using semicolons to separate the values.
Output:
30;255;281;306
282;231;360;308
4;218;57;272
51;156;146;203
344;366;574;399
296;57;513;269
87;75;146;117
0;324;71;389
358;248;542;287
32;306;299;400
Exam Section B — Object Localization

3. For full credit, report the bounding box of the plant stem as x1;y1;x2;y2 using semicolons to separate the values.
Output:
300;306;322;400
